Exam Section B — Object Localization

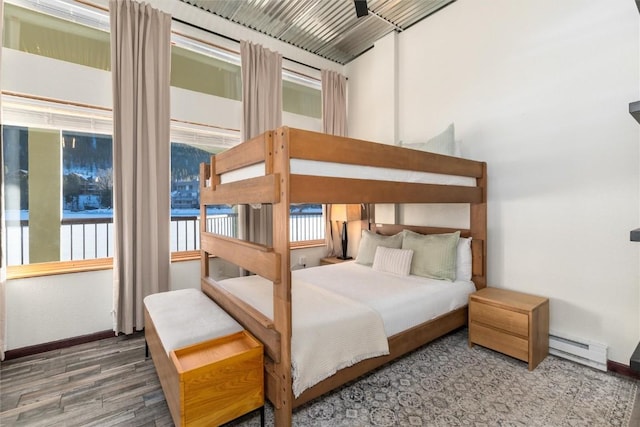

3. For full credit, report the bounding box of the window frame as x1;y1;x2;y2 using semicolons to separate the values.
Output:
2;0;327;278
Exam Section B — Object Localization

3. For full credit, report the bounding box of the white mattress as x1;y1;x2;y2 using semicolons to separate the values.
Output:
220;159;476;187
294;262;476;336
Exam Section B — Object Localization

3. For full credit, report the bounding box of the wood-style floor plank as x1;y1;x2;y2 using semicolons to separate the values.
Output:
0;332;166;427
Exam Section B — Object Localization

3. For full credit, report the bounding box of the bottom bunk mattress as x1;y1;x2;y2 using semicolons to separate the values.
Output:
217;261;476;397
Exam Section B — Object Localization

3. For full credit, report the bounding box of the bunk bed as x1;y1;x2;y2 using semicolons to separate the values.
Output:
199;126;487;426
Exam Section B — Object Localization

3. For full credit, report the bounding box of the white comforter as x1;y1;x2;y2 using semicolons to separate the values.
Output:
218;262;475;397
217;275;389;397
295;262;476;336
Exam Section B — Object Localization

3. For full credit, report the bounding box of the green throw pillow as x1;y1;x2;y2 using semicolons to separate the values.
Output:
401;230;460;281
355;230;403;266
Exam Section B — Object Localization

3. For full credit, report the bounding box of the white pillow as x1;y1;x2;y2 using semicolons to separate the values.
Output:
372;246;414;276
454;140;463;157
456;237;472;281
401;123;456;156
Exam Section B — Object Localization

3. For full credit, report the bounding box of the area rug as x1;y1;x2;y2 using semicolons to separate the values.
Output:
231;328;638;426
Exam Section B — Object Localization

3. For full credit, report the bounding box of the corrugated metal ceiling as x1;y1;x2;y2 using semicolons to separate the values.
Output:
180;0;455;65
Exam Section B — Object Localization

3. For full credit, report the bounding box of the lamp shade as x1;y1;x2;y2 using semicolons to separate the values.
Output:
331;204;361;222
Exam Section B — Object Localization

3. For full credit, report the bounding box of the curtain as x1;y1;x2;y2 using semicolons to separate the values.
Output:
1;0;6;361
110;0;171;335
322;69;348;136
321;69;348;256
240;41;282;247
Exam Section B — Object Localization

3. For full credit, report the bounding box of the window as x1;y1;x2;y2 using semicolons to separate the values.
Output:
290;204;324;244
2;0;326;277
170;142;236;253
3;124;114;266
62;131;113;261
171;37;242;101
3;125;28;266
3;2;110;70
283;74;321;119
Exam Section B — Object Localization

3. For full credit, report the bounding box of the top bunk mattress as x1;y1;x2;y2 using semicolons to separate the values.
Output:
220;159;477;187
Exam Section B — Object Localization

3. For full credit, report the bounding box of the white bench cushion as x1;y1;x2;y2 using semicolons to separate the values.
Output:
144;288;243;354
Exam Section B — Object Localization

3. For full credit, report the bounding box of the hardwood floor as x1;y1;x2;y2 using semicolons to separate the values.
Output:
2;331;639;426
0;332;174;427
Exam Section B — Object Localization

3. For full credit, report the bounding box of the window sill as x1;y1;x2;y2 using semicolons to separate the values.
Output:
7;258;114;280
291;240;325;249
6;243;326;279
172;250;201;262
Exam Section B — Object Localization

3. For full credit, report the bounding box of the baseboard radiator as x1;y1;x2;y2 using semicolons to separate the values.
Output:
548;330;608;371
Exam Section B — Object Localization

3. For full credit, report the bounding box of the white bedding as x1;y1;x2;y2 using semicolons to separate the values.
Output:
295;262;476;336
217;274;389;397
220;159;476;187
217;262;476;397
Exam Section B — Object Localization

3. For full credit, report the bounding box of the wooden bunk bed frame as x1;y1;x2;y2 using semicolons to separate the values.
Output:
199;126;487;426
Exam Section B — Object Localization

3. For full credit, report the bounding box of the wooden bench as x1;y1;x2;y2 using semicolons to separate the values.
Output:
144;288;264;427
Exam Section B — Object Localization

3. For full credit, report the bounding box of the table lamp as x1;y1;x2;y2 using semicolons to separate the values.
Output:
331;204;361;260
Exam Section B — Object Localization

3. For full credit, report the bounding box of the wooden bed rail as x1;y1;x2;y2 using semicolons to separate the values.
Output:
284;127;483;178
200;232;281;283
199;130;278;206
213;131;273;175
200;127;487;207
290;176;482;204
200;174;280;206
201;276;281;363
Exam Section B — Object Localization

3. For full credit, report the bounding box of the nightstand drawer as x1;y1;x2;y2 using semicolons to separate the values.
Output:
470;300;528;337
470;322;528;362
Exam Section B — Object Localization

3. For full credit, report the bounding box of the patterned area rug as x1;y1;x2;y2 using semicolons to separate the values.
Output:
230;328;638;427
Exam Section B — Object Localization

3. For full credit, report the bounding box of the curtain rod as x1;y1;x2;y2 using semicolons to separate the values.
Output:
1;90;241;134
172;17;324;73
72;1;332;76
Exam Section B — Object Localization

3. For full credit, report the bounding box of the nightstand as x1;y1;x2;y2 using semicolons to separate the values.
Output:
469;287;549;370
320;256;351;265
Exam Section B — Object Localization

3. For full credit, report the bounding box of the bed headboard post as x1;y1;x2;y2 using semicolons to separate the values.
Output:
470;162;487;289
199;161;213;278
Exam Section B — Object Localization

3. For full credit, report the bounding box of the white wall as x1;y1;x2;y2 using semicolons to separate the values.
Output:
347;0;640;364
347;31;398;145
5;247;324;350
6;270;113;349
5;260;210;349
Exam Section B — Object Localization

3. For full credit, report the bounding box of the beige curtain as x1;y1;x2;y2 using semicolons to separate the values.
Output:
322;69;348;136
0;0;6;361
321;69;348;256
110;0;171;334
240;41;282;247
